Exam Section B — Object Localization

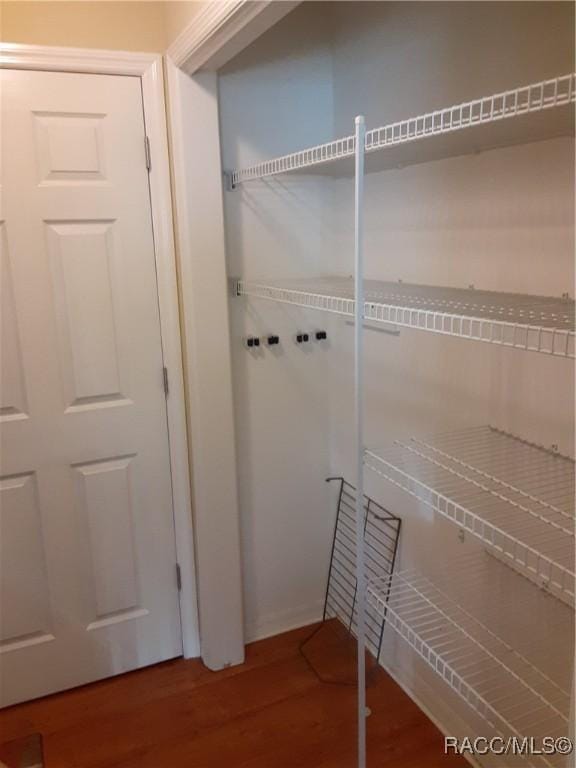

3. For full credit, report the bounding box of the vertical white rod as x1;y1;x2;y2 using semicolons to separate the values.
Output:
354;114;367;768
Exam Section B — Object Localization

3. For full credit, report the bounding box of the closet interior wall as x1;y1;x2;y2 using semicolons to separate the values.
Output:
218;0;574;745
220;5;338;643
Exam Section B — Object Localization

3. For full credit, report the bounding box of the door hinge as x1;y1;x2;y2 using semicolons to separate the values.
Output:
144;135;151;171
163;366;169;396
176;563;182;591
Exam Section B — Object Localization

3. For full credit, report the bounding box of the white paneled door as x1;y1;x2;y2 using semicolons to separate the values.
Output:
0;69;182;706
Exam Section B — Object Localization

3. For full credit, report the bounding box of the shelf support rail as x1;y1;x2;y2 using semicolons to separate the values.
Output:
354;114;367;768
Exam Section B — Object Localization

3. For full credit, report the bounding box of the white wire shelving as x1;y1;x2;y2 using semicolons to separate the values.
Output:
367;550;574;767
236;278;575;358
230;73;575;185
230;67;575;768
365;425;575;602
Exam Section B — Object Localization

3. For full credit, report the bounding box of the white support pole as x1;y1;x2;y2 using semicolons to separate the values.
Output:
354;114;367;768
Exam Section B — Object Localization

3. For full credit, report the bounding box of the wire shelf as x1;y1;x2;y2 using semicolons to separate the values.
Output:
237;278;575;358
367;551;574;766
230;73;575;185
365;426;575;602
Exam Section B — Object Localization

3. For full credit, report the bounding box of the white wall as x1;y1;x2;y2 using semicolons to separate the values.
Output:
219;3;339;641
330;1;574;135
218;0;574;746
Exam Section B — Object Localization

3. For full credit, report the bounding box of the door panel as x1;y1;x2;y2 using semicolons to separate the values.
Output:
0;472;53;651
0;69;182;706
74;454;147;631
0;226;29;422
33;110;107;184
46;219;131;409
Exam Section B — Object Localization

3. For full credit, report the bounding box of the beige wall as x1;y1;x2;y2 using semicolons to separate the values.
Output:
0;1;204;52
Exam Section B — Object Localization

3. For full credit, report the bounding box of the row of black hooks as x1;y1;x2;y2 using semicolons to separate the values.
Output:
245;330;327;349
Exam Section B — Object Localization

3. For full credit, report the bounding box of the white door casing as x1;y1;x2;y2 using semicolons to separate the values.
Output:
0;68;183;705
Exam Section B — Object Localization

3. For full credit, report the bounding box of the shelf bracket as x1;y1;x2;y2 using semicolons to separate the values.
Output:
223;171;235;192
228;277;242;298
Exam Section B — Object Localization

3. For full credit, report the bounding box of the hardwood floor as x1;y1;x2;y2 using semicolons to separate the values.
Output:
0;624;466;767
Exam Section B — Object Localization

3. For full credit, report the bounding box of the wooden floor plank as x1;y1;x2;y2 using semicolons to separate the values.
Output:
0;624;466;767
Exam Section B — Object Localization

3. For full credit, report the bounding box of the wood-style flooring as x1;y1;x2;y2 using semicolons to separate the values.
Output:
0;623;466;767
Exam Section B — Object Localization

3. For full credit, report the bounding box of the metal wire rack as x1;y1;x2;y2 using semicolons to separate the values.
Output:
301;477;401;682
365;425;575;602
367;550;574;768
236;278;575;358
229;73;575;185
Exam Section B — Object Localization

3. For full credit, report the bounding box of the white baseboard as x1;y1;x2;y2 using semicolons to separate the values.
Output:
245;601;323;643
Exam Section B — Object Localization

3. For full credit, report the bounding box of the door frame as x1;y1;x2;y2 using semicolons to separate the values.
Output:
0;43;200;659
